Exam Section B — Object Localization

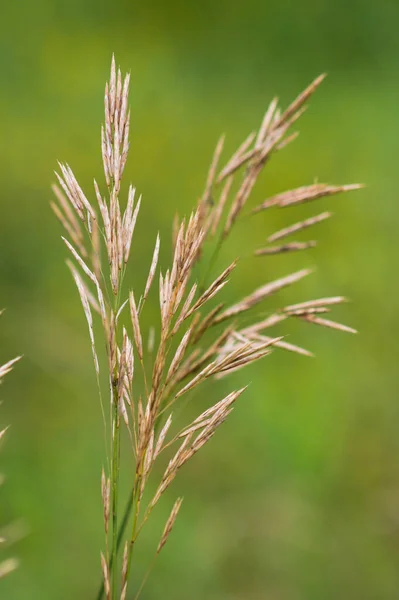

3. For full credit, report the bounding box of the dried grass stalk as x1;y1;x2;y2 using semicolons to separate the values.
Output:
52;57;359;600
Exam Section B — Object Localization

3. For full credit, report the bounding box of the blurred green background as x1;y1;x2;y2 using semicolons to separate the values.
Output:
1;0;399;598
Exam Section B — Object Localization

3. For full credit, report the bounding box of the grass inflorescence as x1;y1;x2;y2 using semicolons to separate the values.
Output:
51;56;361;599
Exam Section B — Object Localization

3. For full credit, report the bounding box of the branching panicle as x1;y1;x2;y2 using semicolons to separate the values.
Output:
51;56;360;599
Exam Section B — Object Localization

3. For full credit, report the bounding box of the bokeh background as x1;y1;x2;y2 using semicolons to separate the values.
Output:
1;1;399;598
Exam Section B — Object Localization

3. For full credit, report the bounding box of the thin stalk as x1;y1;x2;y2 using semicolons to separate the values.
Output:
95;408;166;600
111;378;120;600
126;472;142;581
134;552;158;600
95;219;231;600
96;493;126;600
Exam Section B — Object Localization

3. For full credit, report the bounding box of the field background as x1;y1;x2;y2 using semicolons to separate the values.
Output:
1;1;399;599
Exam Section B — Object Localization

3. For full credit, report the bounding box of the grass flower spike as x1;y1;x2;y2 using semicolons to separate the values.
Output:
51;56;360;599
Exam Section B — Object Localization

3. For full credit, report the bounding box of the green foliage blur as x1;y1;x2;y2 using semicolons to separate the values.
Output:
0;1;398;598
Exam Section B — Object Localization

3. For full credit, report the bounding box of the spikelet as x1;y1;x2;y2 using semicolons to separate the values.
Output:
255;241;317;256
157;498;183;554
129;292;143;361
214;269;312;324
101;553;111;600
142;234;160;305
268;211;332;243
253;183;363;212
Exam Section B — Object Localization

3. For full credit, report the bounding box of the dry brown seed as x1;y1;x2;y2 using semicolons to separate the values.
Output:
171;283;198;334
0;357;21;381
129;291;143;360
62;237;107;327
122;328;134;385
166;326;194;384
116;198;124;270
217;147;260;182
69;261;100;375
100;553;111;600
211;340;252;371
101;468;111;535
143;429;155;481
216;337;282;374
188;260;237;317
109;55;116;121
55;171;84;220
120;540;129;595
124;192;141;263
115;298;129;324
257;116;294;163
101;127;111;187
215;268;312;323
254;183;363;213
256;97;279;148
137;397;144;442
224;167;258;236
284;296;347;312
59;163;97;219
51;196;87;259
92;217;102;282
251;333;313;357
159;272;166;327
276;74;326;129
298;314;357;334
166;348;201;389
51;183;83;237
217;131;259;183
268;211;332;243
119;73;130;133
275;131;299;151
120;583;127;600
119;394;129;426
191;387;247;429
255;241;317;255
281;183;363;208
286;307;330;316
143;234;160;303
174;361;215;399
154;413;173;459
185;325;236;379
157;498;183;554
216;349;272;374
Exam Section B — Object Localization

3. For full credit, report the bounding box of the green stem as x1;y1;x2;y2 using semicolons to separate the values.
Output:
111;379;120;600
126;473;142;582
96;225;228;600
96;488;130;600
